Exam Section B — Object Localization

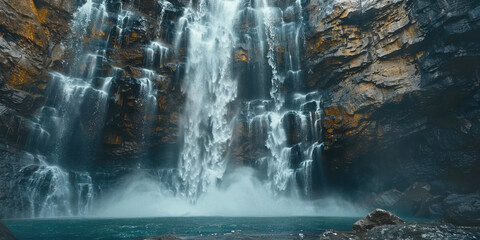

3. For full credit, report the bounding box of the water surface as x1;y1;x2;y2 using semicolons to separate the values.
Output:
4;217;359;240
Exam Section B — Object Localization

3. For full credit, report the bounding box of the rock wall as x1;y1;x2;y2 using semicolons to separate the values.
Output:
0;0;185;168
304;0;480;198
0;0;73;147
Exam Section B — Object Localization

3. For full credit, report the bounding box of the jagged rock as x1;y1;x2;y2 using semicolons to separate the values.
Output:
321;208;480;239
442;193;480;226
0;144;38;218
305;0;480;196
0;0;74;92
365;222;480;239
321;222;480;240
353;209;404;232
360;182;437;217
0;75;44;115
0;221;16;240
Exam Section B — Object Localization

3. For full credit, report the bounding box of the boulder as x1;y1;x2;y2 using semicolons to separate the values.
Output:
0;221;16;240
442;193;480;226
353;209;404;232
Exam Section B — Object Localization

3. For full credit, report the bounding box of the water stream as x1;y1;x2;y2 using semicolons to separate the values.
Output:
15;0;331;218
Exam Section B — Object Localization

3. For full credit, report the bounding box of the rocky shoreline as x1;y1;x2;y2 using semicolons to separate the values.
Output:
136;210;480;240
320;209;480;240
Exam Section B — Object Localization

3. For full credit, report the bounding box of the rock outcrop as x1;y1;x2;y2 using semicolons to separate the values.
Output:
0;221;16;240
305;0;480;197
320;222;480;240
0;0;73;151
442;192;480;226
320;209;479;240
352;209;404;232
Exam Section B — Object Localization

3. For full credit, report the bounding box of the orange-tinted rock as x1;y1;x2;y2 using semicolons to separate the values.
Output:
234;49;249;62
306;0;480;194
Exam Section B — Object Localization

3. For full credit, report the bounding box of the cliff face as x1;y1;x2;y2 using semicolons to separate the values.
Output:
0;0;187;217
0;0;185;168
0;0;73;146
304;0;480;196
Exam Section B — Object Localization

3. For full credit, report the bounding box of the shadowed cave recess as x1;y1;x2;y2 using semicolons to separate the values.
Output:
0;0;479;220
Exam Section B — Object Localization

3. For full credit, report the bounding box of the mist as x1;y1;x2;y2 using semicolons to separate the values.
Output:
93;167;364;218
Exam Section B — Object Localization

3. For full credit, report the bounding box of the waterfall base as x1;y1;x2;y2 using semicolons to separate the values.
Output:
93;167;360;218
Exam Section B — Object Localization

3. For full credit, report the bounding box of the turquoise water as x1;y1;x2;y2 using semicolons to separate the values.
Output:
4;217;359;239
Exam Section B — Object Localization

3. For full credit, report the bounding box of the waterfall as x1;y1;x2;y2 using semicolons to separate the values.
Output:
21;0;161;217
176;0;241;201
171;0;319;200
18;157;94;218
13;0;328;218
232;0;322;198
246;95;324;197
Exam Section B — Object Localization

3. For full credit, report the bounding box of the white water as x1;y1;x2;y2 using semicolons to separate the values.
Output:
21;0;159;217
20;158;94;218
15;0;362;219
176;0;241;201
94;167;362;217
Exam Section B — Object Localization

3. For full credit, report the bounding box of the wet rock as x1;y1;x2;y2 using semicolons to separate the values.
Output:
365;222;480;239
138;235;180;240
361;182;437;217
353;209;404;232
0;104;40;148
361;189;404;209
321;222;480;239
0;75;44;115
283;111;302;146
0;221;16;240
0;144;37;218
442;193;480;226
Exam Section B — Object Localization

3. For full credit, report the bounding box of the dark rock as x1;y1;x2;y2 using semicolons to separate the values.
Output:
138;234;181;240
0;104;40;148
0;221;16;240
0;144;37;218
361;189;404;210
320;222;480;240
360;182;437;217
442;192;480;226
283;111;302;146
0;76;44;115
365;222;480;239
353;209;405;232
304;0;480;199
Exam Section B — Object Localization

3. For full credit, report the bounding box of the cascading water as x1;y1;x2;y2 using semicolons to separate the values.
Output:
20;0;162;217
16;156;94;218
13;0;331;218
176;0;242;201
228;0;324;198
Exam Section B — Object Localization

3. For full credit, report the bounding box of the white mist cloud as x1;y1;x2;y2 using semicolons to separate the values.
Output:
93;167;364;218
